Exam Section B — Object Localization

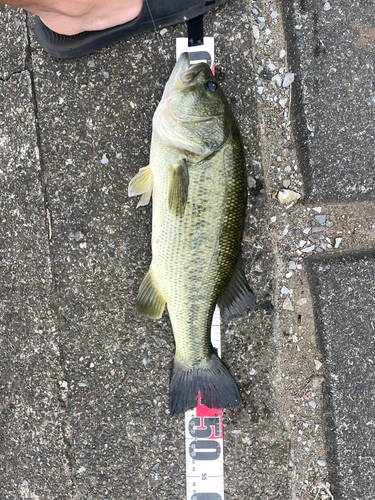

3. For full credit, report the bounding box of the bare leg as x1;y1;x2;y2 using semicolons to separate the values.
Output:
1;0;143;35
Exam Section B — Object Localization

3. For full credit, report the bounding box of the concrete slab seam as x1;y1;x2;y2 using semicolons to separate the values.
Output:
25;12;77;495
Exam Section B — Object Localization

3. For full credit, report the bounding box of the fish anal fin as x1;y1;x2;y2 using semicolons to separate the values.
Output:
128;165;154;206
217;258;256;321
136;269;166;319
168;160;189;217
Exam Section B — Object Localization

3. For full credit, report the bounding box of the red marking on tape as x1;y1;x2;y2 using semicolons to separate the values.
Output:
196;391;223;439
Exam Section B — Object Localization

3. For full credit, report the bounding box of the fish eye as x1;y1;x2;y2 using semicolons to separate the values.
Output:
205;81;218;93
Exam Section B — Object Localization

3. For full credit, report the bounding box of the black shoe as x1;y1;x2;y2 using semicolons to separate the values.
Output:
34;0;227;59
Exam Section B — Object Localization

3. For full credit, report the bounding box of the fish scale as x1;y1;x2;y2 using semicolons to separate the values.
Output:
152;142;242;365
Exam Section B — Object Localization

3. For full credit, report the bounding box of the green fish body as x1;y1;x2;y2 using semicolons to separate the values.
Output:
129;53;255;414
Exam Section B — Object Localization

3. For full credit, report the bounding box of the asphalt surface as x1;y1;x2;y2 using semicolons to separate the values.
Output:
306;252;375;500
0;0;374;499
282;0;375;204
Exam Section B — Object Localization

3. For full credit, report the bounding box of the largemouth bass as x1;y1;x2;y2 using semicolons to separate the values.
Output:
129;53;255;415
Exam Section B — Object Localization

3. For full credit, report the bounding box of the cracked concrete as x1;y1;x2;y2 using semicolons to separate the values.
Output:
0;5;29;81
0;69;72;498
1;0;375;499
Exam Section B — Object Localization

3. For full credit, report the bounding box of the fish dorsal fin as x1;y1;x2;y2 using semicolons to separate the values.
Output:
217;258;256;321
128;165;154;207
136;269;166;319
168;160;189;217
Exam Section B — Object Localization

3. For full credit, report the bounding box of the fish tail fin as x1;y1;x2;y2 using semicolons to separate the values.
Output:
169;351;242;415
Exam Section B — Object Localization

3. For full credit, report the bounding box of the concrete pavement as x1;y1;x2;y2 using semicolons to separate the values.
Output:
0;0;374;499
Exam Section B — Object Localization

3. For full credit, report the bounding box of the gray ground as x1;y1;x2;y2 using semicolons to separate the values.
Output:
0;0;374;499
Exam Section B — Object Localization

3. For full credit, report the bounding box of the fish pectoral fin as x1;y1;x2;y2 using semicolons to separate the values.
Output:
217;258;256;321
168;160;189;217
128;165;154;207
136;269;166;319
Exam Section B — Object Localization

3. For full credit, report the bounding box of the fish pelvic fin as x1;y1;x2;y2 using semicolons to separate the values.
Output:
168;160;189;218
169;352;242;415
217;258;256;321
136;269;166;318
128;165;154;207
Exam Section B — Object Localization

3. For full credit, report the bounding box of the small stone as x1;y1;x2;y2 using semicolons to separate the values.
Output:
283;297;294;311
250;368;257;375
283;225;289;236
311;226;325;233
257;87;264;95
270;11;279;19
248;175;257;189
279;97;288;108
315;215;326;225
231;430;241;434
282;179;290;188
288;461;293;468
74;231;84;242
277;189;301;204
289;261;296;270
281;286;291;295
267;61;276;71
313;206;322;213
270;216;277;222
279;49;286;59
253;25;260;39
335;237;342;248
282;73;295;87
299;240;307;247
101;155;108;164
87;61;95;68
323;2;331;11
317;459;326;467
272;74;282;87
308;235;315;243
297;298;307;306
160;28;168;36
309;401;317;409
301;245;315;253
285;272;293;278
314;359;323;371
303;228;310;234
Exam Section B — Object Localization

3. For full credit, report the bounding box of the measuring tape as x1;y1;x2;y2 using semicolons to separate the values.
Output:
184;306;224;500
175;36;223;500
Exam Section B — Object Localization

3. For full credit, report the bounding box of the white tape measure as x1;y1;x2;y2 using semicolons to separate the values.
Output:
175;39;223;500
184;306;224;500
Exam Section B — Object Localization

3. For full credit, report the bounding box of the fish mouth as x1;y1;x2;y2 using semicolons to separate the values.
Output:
166;52;191;91
166;53;211;91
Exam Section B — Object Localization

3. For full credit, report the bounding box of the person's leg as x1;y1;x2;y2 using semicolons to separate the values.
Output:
1;0;143;35
3;0;228;59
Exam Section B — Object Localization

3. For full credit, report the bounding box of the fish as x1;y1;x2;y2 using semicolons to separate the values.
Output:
128;52;255;415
